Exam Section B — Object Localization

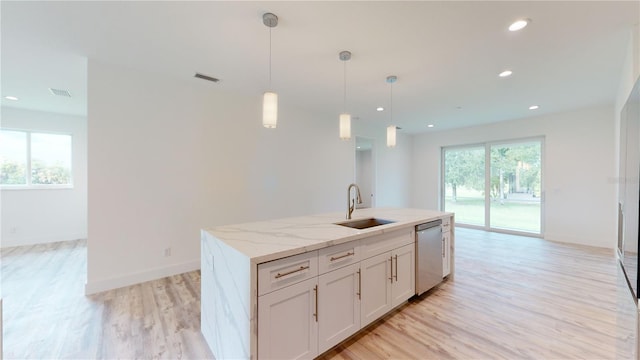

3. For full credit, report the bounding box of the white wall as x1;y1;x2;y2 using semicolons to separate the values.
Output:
412;105;616;249
0;107;87;247
86;60;363;293
354;124;413;208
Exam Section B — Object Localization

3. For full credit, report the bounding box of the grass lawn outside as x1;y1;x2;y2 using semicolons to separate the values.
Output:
444;197;541;233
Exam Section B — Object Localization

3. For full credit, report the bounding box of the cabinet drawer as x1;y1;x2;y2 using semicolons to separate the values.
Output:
258;251;318;296
442;216;452;233
318;240;360;275
361;229;414;260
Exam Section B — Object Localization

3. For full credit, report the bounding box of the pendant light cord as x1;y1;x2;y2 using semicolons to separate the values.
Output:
390;82;393;123
343;60;347;113
269;27;272;88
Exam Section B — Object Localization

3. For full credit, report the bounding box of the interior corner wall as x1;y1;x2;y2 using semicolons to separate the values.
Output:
86;60;353;294
411;105;616;249
616;24;640;121
0;107;87;247
353;124;413;208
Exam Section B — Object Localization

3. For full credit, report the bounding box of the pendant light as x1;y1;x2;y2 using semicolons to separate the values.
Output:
262;13;278;129
386;75;397;147
339;51;352;140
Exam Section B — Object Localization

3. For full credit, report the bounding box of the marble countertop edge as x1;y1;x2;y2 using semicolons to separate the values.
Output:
202;208;453;264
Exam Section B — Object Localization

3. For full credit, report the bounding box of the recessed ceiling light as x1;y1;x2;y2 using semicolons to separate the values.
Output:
509;19;530;32
456;106;463;110
427;124;434;128
376;107;384;112
529;105;539;110
4;96;18;101
499;70;513;78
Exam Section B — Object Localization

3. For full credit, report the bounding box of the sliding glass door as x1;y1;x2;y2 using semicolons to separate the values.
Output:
489;141;542;233
443;138;543;235
443;146;485;226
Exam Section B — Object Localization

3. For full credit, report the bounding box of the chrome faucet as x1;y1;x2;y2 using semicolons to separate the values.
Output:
347;183;363;219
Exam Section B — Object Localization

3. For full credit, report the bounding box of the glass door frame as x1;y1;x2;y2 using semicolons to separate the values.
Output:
441;136;545;237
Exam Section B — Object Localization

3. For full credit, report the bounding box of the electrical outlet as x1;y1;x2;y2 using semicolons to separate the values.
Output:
9;227;17;234
164;247;172;257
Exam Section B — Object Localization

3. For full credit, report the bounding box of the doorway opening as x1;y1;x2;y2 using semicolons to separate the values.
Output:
355;137;375;209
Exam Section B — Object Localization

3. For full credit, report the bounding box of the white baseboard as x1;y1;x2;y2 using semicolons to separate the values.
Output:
84;259;201;295
1;233;87;248
544;232;613;250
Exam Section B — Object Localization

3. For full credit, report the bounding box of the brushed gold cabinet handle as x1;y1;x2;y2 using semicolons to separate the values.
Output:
275;265;309;279
313;285;318;322
357;269;361;300
394;255;398;281
330;251;354;262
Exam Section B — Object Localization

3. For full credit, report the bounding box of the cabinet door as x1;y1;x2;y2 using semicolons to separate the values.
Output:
443;231;451;277
318;263;361;353
391;243;415;307
360;251;392;327
258;277;318;360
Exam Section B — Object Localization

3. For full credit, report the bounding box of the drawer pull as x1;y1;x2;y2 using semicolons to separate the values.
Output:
330;251;355;262
275;265;309;279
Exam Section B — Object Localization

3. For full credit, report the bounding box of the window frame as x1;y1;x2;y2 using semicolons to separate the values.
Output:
1;128;74;190
440;136;544;237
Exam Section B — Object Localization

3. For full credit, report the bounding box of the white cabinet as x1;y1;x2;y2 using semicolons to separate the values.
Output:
442;231;451;277
360;251;392;326
257;227;417;359
258;277;318;360
317;263;361;353
391;243;415;307
442;216;452;278
360;243;415;327
258;251;318;296
318;240;360;274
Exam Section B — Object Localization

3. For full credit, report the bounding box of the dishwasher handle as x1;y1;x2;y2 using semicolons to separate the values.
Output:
416;219;442;232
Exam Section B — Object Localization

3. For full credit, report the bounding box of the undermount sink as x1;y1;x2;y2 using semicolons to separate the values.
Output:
335;217;396;229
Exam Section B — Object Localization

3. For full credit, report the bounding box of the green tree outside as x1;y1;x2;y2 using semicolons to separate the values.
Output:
1;158;70;185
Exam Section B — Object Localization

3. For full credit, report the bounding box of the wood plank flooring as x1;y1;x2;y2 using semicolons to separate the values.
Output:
1;228;630;359
320;229;627;360
1;240;213;359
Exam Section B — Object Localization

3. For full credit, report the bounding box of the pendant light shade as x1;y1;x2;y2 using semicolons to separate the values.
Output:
262;13;278;129
386;75;398;148
387;125;397;147
263;91;278;129
339;51;352;140
340;113;351;140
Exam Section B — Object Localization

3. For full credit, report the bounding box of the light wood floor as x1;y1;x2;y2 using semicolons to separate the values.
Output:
1;229;628;359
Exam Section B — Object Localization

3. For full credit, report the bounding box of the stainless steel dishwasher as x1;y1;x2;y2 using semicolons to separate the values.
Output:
416;219;443;295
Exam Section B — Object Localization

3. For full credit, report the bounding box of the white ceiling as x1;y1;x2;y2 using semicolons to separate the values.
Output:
1;1;638;133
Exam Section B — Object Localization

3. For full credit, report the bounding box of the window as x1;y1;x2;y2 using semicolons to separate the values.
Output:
0;129;72;188
0;130;27;185
442;138;543;235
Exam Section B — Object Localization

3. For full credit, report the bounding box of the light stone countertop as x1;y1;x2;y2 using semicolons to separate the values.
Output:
203;207;452;264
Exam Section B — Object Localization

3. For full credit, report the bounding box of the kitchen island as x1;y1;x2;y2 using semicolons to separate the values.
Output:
201;207;454;360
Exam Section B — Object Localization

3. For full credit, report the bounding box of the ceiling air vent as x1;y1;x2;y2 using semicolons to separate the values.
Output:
194;73;220;83
49;88;72;97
